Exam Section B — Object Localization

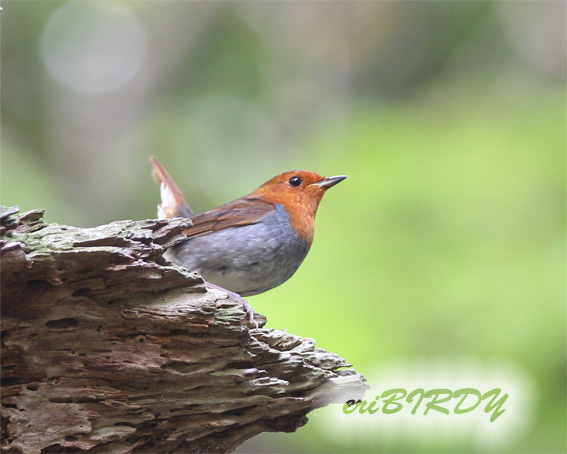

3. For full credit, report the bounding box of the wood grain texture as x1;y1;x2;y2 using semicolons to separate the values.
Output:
0;206;367;454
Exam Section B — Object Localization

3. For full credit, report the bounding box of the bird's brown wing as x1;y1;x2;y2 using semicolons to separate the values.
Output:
150;156;194;218
184;197;275;238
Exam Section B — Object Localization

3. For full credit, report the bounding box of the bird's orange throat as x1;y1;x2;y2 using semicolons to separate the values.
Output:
254;192;325;246
284;204;314;245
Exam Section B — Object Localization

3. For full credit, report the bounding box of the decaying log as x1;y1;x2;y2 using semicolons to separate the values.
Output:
0;206;367;454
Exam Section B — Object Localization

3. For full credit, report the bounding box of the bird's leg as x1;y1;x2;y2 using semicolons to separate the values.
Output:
205;282;258;328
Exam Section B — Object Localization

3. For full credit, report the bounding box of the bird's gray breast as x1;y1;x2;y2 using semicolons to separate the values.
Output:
166;204;310;296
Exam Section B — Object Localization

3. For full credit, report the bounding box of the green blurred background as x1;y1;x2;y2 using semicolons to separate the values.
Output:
1;1;565;453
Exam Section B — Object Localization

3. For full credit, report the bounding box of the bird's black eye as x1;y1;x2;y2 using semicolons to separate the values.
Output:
288;176;302;187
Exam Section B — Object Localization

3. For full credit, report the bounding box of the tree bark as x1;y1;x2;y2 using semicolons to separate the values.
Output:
0;206;367;454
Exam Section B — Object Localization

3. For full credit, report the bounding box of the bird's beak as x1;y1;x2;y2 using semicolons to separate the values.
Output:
312;175;348;189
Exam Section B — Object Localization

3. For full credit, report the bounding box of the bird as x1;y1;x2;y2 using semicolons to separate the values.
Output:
150;156;346;326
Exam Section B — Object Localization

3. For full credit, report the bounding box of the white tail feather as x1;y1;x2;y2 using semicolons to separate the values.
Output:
157;182;178;219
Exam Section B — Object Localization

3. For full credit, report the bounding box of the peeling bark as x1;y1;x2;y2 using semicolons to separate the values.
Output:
0;206;367;454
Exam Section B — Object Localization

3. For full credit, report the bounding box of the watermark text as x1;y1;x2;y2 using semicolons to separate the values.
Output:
343;388;508;422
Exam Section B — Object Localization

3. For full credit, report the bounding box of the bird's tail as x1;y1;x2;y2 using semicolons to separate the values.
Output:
150;156;194;219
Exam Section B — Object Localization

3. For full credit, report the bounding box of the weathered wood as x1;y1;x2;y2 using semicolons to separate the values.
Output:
0;206;367;454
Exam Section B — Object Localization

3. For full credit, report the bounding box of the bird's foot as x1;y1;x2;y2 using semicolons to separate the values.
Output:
206;282;259;329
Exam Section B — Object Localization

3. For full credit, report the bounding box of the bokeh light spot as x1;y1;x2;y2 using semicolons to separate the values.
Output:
40;1;146;94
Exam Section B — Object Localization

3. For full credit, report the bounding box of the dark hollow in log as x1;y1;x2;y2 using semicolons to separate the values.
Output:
0;205;367;454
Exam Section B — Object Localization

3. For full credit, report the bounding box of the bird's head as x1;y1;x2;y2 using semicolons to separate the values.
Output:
250;170;347;243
